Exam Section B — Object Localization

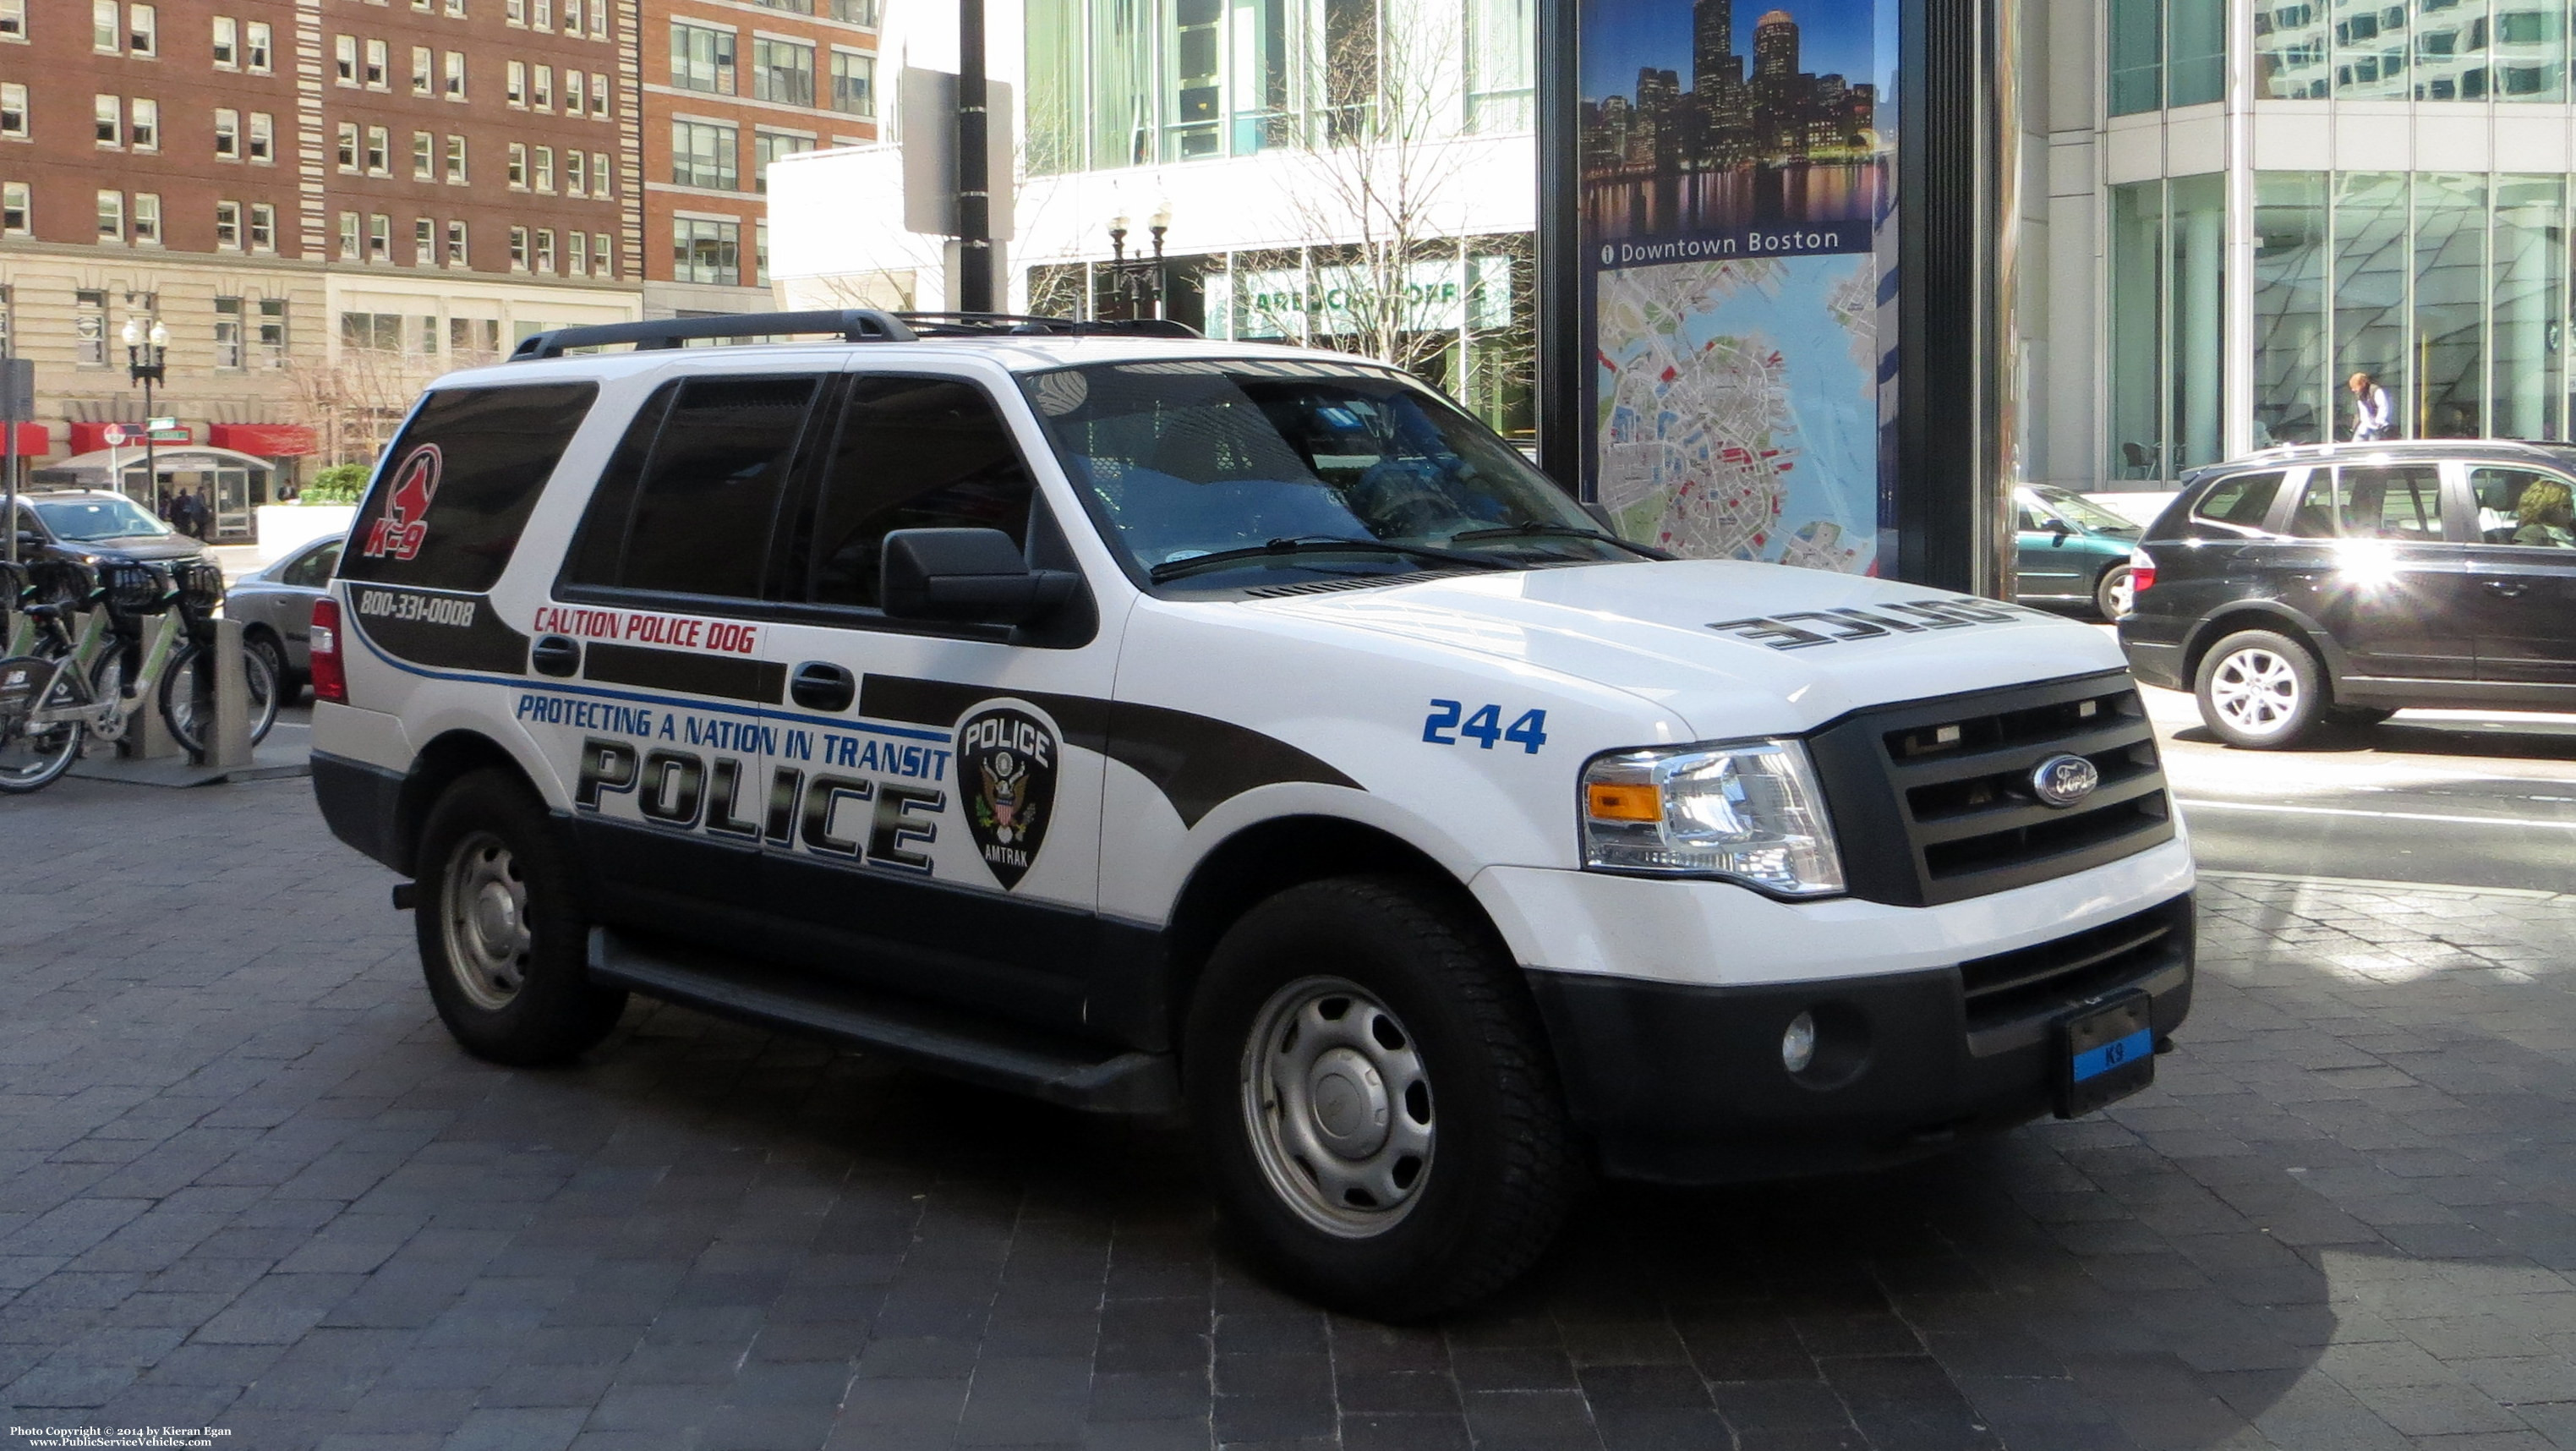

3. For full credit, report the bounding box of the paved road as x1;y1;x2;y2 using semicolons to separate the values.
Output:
1;774;2573;1448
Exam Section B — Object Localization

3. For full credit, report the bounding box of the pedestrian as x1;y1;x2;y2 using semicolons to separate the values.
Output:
2348;371;2393;441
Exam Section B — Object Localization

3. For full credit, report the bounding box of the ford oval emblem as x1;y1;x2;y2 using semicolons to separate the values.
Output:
2031;753;2100;808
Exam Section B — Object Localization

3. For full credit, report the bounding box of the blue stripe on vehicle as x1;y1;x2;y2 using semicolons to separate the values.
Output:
346;623;954;744
2072;1028;2152;1083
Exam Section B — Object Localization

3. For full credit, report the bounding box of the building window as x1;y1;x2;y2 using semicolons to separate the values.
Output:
752;37;816;105
535;227;555;273
506;58;525;104
96;189;123;242
756;218;768;285
369;212;390;260
829;50;873;115
77;291;107;365
566;68;584;113
593;151;611;197
215;198;240;249
592;0;607;37
336;33;358;84
414;217;435;265
509;224;529;268
215;297;243;368
2108;175;2227;478
94;0;117;52
248;111;272;162
215;107;239;158
506;0;523;25
507;142;528;187
132;191;158;244
128;3;154;55
366;37;388;88
446;218;468;264
1;182;25;234
96;95;122;149
593;232;611;277
446;51;466;97
258;298;287;365
367;124;390;173
246;20;270;71
448;0;467;15
672;121;738;189
534;145;555;191
534;63;553;110
566;148;588;194
0;85;23;140
413;45;434;94
535;0;552;25
446;134;468;182
341;311;402;353
413;130;434;178
672;216;741;284
338;210;360;259
213;15;237;66
337;121;359;171
249;201;274;250
568;227;587;275
754;129;813;192
130;98;156;152
672;22;736;92
591;71;610;117
0;0;21;41
834;0;880;24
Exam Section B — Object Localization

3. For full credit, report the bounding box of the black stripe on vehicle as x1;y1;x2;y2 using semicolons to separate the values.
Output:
342;585;529;674
858;674;1360;827
583;643;788;705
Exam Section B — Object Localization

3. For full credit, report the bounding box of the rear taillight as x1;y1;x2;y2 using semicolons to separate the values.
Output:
309;595;346;704
2128;548;2156;596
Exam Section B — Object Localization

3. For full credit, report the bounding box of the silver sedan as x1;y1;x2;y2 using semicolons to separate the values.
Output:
225;534;343;693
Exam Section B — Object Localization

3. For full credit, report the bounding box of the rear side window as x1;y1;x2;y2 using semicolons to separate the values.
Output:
2469;467;2576;548
562;374;823;600
2191;471;2283;531
801;375;1035;610
2286;465;2442;540
343;383;597;591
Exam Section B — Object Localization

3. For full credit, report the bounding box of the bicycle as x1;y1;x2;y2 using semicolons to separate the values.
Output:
0;560;279;794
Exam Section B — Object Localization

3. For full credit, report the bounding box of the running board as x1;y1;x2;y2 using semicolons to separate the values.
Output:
585;928;1179;1115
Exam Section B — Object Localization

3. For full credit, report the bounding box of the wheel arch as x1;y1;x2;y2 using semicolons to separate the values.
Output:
2182;603;2347;691
391;728;548;879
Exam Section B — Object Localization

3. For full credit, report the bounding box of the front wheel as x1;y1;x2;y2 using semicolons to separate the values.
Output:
158;638;279;755
2195;629;2327;748
0;655;91;794
2096;563;2137;620
1184;876;1579;1321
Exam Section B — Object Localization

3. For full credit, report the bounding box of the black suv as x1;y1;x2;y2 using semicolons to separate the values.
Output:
2119;440;2576;747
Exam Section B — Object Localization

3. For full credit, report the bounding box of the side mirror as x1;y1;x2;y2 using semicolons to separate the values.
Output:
881;528;1077;627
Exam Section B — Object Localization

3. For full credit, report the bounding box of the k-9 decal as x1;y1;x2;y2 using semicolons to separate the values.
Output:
1709;598;2046;651
958;703;1059;890
359;443;442;561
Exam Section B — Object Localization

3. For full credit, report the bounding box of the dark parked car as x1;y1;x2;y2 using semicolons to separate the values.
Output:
2118;440;2576;747
224;533;343;693
2014;484;2144;618
7;489;206;569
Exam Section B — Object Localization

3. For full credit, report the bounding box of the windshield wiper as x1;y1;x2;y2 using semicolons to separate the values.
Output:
1448;523;1670;561
1149;535;1519;584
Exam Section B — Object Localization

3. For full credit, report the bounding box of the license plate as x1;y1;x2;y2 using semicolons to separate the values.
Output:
2057;991;2154;1118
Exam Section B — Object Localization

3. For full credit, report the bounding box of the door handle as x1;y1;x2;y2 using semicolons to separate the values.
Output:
530;634;582;677
2484;579;2531;598
790;660;855;712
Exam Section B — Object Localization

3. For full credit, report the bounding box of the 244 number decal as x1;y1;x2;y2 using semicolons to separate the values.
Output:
1423;700;1548;753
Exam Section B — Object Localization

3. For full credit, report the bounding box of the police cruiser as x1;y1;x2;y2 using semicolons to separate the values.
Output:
309;309;2192;1318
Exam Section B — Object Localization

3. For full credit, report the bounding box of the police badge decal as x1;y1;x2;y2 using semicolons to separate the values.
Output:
958;704;1058;890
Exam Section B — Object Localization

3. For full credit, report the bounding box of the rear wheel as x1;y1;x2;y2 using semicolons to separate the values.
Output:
416;769;626;1065
1184;875;1578;1321
246;630;292;703
0;655;90;794
2195;629;2326;748
2096;563;2137;620
158;639;279;754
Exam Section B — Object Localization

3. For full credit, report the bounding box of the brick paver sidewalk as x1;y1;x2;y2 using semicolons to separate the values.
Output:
1;777;2572;1449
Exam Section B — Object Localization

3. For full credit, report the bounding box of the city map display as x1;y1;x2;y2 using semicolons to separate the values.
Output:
1577;0;1895;572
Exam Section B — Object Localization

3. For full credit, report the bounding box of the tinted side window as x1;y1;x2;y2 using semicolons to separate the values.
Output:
282;541;342;588
2286;465;2440;539
563;374;822;600
804;376;1035;609
2015;503;2043;532
2469;467;2576;548
342;383;597;590
2192;471;2284;530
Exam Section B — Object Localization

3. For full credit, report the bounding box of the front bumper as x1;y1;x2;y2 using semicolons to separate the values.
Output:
1528;892;2195;1183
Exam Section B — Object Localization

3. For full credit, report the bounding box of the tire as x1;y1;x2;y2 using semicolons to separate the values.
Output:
158;638;280;754
0;655;90;794
245;630;292;703
85;648;129;744
2095;563;2136;621
2324;705;2394;728
2195;628;2327;748
414;769;626;1065
1184;875;1578;1321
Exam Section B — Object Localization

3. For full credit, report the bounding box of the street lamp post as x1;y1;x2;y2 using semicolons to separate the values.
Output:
121;316;168;509
1106;205;1172;320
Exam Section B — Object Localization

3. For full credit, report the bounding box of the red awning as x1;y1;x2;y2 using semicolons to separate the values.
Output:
64;421;191;453
207;423;317;457
3;424;47;457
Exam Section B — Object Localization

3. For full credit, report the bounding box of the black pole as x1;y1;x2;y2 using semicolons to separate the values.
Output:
142;369;156;512
955;0;993;313
1533;0;1582;497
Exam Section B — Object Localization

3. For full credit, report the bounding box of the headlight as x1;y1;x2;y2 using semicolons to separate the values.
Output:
1579;739;1845;895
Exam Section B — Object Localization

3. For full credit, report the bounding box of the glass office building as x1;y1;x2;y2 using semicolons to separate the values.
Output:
2037;0;2576;486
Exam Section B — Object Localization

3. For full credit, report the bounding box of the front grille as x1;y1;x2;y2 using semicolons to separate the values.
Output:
1810;670;2176;906
1957;895;2191;1030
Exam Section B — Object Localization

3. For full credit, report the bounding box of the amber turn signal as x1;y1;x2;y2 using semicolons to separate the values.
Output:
1585;782;1661;821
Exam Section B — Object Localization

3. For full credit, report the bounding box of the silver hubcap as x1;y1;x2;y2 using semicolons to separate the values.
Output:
2106;572;2135;617
1241;977;1434;1238
2209;648;2301;735
443;831;532;1010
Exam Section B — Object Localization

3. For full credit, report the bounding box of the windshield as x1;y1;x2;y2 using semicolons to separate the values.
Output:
2026;488;2141;535
31;495;172;542
1022;360;1630;586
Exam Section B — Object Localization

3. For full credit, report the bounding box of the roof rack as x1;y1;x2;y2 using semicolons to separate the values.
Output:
510;309;916;359
893;312;1204;339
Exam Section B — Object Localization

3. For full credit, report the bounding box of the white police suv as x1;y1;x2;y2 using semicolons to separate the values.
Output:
309;309;2193;1318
